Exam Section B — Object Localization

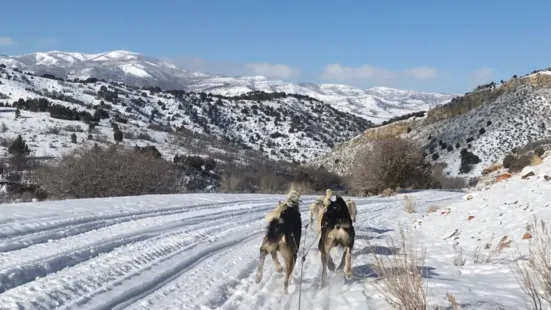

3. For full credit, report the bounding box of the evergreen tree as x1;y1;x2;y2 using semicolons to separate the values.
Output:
8;135;30;156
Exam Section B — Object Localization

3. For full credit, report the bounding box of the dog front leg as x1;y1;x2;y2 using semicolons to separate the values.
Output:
344;246;353;279
337;248;347;271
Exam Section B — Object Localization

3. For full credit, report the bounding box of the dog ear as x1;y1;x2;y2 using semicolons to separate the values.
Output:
335;196;348;207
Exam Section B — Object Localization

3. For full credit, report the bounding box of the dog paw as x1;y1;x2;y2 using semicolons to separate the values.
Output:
275;266;283;273
255;272;263;283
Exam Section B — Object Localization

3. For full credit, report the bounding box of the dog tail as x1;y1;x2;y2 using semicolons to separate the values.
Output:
266;217;285;242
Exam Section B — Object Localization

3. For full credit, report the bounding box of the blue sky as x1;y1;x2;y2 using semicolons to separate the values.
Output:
1;0;550;94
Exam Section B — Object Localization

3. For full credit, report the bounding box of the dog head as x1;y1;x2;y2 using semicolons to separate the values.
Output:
323;195;352;226
286;189;300;207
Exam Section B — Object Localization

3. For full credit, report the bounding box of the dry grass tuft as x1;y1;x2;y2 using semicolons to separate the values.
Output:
482;162;503;176
381;188;395;197
370;225;429;309
427;205;440;213
403;195;417;213
512;217;551;310
446;292;462;310
531;154;543;166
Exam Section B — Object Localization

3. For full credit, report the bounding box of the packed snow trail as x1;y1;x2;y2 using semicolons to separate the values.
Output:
0;191;464;309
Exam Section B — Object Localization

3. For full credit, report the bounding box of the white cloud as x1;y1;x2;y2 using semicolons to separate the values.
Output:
405;66;439;80
320;64;440;82
0;36;16;46
34;37;57;44
469;67;493;86
245;63;300;78
168;57;301;79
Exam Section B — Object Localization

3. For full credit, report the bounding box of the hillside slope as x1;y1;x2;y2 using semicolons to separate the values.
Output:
311;71;551;180
0;66;370;165
0;51;456;124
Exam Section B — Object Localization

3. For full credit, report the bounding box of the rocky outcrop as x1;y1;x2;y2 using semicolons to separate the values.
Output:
309;70;551;178
425;73;551;125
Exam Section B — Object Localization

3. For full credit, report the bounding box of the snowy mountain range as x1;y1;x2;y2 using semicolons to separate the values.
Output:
0;50;456;124
0;65;370;167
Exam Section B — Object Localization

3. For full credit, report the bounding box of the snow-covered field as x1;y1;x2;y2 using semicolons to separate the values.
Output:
1;157;550;309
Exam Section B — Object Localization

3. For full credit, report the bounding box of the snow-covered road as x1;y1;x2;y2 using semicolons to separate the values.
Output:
0;191;470;309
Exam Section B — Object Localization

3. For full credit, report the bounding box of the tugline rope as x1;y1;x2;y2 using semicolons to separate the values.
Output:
291;210;324;310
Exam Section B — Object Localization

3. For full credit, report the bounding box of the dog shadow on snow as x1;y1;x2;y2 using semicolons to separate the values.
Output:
347;264;439;285
360;227;394;235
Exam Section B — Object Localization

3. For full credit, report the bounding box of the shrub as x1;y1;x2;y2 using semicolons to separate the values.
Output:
64;125;83;132
350;137;436;194
459;150;481;174
293;166;343;193
34;146;180;199
46;126;61;135
535;146;545;157
204;157;216;172
134;145;162;159
136;132;154;141
503;153;533;173
503;154;515;168
114;129;123;143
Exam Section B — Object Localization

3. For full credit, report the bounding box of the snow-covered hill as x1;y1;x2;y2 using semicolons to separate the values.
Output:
0;51;456;124
2;154;551;309
311;71;551;181
0;66;370;164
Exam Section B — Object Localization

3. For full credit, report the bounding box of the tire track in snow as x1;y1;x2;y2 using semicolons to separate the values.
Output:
0;201;277;295
101;232;263;310
125;233;263;310
0;199;266;253
0;205;270;310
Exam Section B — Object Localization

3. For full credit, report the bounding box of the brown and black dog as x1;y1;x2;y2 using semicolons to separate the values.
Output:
255;190;302;294
318;195;355;287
